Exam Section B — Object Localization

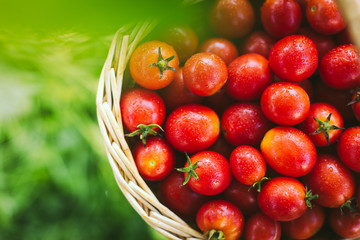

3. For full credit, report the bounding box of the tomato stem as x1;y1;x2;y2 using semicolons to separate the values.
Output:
340;197;358;214
311;113;344;145
249;177;270;192
148;47;177;79
207;229;225;240
305;186;318;208
347;88;360;106
176;153;199;186
125;123;163;147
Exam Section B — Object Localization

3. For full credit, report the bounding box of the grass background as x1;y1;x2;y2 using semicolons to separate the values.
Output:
0;0;212;239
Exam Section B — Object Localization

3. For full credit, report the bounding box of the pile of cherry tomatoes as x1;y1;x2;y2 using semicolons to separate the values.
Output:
120;0;360;239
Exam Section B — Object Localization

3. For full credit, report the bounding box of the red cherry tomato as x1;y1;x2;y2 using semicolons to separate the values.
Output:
221;102;272;146
120;88;165;133
229;146;266;186
299;102;344;146
282;205;325;239
183;52;228;96
258;177;314;222
269;35;318;82
244;212;281;240
240;31;276;58
157;171;208;220
261;0;302;38
224;180;259;216
260;126;317;177
198;38;238;65
180;151;232;196
160;25;198;63
329;208;360;239
302;154;355;208
298;78;315;102
319;44;360;90
349;89;360;121
159;68;202;111
209;0;254;39
260;82;310;126
165;104;220;153
133;137;175;181
226;53;272;101
337;126;360;172
306;0;346;35
196;200;244;240
129;40;179;89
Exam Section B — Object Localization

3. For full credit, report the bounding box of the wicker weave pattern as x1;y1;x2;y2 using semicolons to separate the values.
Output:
96;22;203;240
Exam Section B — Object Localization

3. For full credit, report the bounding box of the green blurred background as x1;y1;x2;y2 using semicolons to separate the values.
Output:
0;0;210;239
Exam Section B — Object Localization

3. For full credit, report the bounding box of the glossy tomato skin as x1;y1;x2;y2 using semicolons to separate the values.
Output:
337;126;360;172
329;208;360;239
299;102;343;146
240;31;276;58
258;177;308;222
226;53;272;101
120;88;165;133
244;212;281;240
260;82;310;126
302;154;355;208
198;38;238;65
224;180;259;216
210;0;254;39
159;68;202;111
306;0;346;35
261;0;302;38
129;40;179;89
282;204;325;239
133;137;175;181
221;103;272;146
196;200;244;240
157;171;208;220
260;126;317;177
319;44;360;90
183;52;228;96
269;35;318;82
184;151;231;196
229;146;266;186
160;25;198;63
165;104;220;153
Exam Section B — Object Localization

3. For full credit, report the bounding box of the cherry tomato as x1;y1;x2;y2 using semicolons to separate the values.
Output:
240;31;276;58
269;35;318;82
224;180;259;216
129;40;179;89
302;154;355;208
229;146;266;186
226;53;272;101
319;44;360;90
157;171;208;220
282;205;325;239
221;103;272;146
349;89;360;121
179;151;232;196
306;0;346;35
261;0;302;38
298;78;315;102
198;38;238;65
183;52;228;96
209;0;254;39
120;88;165;133
196;200;244;240
258;177;315;222
260;82;310;126
299;102;344;146
244;212;281;240
261;126;316;177
164;104;220;153
337;126;360;172
329;208;360;239
133;137;175;181
159;68;202;111
160;25;198;63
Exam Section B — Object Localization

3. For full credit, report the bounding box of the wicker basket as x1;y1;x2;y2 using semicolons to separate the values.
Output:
96;1;360;239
